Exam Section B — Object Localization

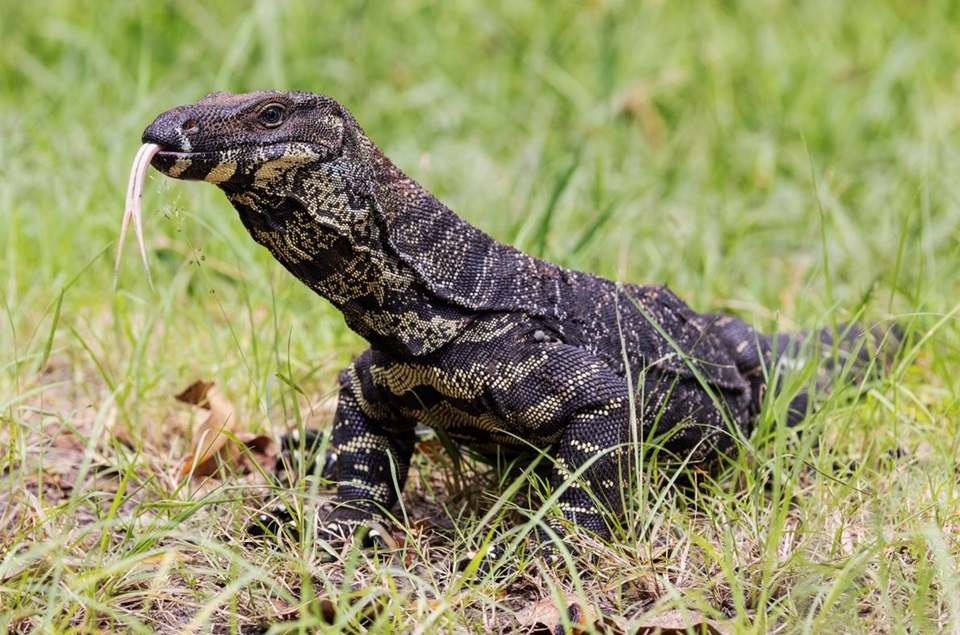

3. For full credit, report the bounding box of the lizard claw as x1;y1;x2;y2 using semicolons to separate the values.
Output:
277;429;338;482
317;514;396;551
359;525;392;550
456;541;519;582
246;503;300;540
455;527;577;585
247;503;395;554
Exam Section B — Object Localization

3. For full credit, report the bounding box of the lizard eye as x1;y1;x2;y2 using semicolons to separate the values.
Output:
258;104;285;128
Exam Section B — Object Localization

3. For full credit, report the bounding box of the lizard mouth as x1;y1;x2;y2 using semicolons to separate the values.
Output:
116;140;327;285
150;142;326;181
149;148;228;181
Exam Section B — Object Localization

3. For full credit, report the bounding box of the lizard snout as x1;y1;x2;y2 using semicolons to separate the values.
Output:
138;107;236;182
141;107;202;153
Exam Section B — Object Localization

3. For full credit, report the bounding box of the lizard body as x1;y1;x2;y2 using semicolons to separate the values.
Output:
134;91;893;546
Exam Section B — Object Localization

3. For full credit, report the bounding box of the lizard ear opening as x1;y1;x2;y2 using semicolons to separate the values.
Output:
315;113;347;158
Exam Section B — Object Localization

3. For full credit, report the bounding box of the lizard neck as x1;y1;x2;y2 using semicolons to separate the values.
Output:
369;150;557;314
219;139;557;356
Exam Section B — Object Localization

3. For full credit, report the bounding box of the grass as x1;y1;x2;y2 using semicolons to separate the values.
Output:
1;0;958;632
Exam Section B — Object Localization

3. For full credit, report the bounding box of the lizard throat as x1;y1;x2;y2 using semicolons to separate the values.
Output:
223;186;471;356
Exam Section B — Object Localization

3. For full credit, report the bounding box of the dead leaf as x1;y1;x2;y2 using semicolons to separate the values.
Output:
175;380;217;408
515;594;625;634
268;597;299;621
176;380;277;479
312;593;386;627
316;598;337;624
632;609;727;635
235;432;280;473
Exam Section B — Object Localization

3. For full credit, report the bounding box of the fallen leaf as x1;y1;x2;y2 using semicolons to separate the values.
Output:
268;597;299;621
632;609;727;635
176;380;277;479
515;594;625;634
235;432;280;473
317;598;337;623
175;380;217;407
311;593;386;627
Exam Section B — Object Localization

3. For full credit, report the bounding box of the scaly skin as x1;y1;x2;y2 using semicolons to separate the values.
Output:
138;91;894;549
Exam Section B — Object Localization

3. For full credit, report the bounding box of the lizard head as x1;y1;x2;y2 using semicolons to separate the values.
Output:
120;90;383;286
141;90;354;188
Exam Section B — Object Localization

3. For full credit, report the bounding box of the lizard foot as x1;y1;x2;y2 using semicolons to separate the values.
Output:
317;506;396;553
456;522;580;584
246;502;395;554
317;519;393;551
246;502;300;540
456;541;518;581
455;533;566;582
276;429;338;482
246;429;337;541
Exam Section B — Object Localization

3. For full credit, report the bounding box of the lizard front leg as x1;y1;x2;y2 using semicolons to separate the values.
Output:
321;352;417;543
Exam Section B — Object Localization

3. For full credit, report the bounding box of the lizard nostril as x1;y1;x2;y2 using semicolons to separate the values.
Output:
182;118;200;134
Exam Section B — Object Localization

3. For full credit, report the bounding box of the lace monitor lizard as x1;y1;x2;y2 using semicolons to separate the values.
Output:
125;91;897;555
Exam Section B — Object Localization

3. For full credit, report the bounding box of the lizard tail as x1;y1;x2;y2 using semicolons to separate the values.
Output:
705;316;904;427
765;321;904;426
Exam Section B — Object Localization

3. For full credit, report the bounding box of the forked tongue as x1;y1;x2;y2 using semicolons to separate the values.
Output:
115;143;162;288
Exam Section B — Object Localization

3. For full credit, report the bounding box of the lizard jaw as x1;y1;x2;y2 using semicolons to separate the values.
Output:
149;149;236;183
150;144;325;186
